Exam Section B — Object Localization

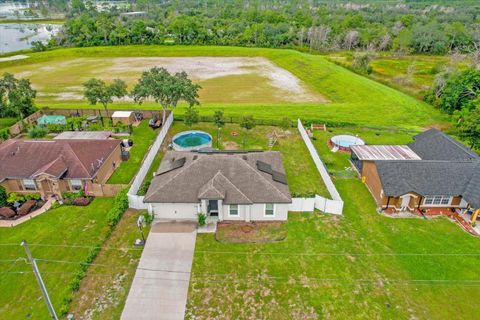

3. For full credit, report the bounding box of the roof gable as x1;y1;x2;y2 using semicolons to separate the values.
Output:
144;151;291;204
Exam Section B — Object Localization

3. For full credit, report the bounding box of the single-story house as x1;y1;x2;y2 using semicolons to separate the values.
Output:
144;150;292;221
37;115;67;126
0;139;122;198
112;111;135;125
351;128;480;214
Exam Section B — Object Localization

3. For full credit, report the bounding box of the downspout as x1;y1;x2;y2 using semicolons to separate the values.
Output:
384;196;390;210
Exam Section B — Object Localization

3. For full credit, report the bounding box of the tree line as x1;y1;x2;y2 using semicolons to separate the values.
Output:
46;0;480;55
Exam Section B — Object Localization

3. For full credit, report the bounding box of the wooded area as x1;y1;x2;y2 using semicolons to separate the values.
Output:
48;0;480;56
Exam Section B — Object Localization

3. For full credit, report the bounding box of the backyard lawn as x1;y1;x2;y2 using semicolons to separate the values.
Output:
0;198;115;319
186;128;480;319
139;121;329;198
107;120;158;184
0;117;17;129
0;45;448;130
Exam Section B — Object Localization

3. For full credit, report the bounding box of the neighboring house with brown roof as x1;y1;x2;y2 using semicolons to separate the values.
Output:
0;139;122;198
351;129;480;214
144;150;292;221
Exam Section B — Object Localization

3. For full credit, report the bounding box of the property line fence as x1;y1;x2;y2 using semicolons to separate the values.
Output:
127;112;173;209
292;119;344;215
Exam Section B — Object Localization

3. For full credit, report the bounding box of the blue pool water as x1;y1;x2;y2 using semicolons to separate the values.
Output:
172;131;212;151
331;134;365;148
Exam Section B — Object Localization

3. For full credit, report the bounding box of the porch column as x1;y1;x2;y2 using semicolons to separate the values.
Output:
218;199;223;221
200;199;207;214
245;205;251;222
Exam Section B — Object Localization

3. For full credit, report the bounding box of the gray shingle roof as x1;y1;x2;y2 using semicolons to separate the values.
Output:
408;128;479;161
375;160;480;208
144;151;292;204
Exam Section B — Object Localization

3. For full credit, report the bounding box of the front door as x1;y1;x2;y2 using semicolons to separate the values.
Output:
41;180;52;196
208;200;218;216
401;195;410;210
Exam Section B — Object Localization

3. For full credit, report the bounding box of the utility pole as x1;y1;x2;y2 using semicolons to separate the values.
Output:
21;240;59;320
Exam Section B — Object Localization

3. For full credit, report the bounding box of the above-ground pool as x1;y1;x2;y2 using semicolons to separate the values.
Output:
172;130;213;151
330;134;365;152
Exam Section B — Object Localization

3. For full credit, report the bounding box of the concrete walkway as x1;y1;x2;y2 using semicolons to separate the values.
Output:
121;222;197;320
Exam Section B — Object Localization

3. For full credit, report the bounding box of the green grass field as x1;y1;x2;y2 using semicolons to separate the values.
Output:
187;129;480;319
0;198;115;319
0;45;448;129
326;51;469;98
0;117;17;129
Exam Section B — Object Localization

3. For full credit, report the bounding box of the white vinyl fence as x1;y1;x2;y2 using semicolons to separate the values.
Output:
294;119;344;215
128;112;173;209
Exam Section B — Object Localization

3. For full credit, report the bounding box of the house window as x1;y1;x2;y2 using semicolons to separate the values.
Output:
229;204;239;216
70;179;83;191
265;203;275;216
423;196;452;206
23;179;36;191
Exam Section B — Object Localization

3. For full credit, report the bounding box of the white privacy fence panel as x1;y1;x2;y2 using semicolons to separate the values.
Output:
289;198;315;212
128;112;173;209
297;119;344;214
315;195;344;215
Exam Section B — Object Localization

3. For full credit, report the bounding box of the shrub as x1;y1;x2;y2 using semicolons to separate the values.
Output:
0;186;7;207
7;192;25;204
197;213;206;226
0;128;9;141
73;197;92;206
17;200;37;216
0;207;15;218
62;190;85;200
138;180;151;196
24;193;40;201
107;189;129;226
28;125;48;138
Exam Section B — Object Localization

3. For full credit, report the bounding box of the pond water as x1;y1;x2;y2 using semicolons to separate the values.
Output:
0;23;60;53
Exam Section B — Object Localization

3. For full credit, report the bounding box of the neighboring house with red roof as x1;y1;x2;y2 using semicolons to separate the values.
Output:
0;139;122;198
144;150;292;221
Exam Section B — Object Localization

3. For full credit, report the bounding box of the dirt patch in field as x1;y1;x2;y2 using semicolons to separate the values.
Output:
216;221;287;243
222;141;239;150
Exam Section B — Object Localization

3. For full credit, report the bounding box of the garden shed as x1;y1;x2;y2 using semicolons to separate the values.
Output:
112;111;135;125
37;115;67;126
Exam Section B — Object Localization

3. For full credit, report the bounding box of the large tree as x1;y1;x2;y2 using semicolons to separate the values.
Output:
458;107;480;149
131;67;200;123
0;73;36;119
83;78;127;116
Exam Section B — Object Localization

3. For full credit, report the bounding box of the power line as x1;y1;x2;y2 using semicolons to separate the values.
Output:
2;242;480;257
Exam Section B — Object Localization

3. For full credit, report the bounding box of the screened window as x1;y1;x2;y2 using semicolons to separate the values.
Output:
265;203;275;216
70;179;83;191
423;196;452;206
229;204;239;216
23;179;36;191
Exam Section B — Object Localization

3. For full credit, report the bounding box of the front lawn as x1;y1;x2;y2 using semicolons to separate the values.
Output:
216;221;287;244
186;127;480;319
0;198;115;319
142;121;329;198
107;120;158;184
68;209;150;319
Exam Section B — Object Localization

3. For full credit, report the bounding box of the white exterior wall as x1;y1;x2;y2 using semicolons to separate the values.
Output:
150;203;199;220
250;203;289;221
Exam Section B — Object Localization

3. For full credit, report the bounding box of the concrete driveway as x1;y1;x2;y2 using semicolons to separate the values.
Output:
121;222;197;320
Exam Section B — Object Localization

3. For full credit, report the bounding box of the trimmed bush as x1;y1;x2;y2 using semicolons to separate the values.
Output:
0;186;7;207
17;200;37;216
197;213;206;226
27;126;48;138
7;192;25;204
0;207;15;218
73;197;92;206
107;189;129;226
